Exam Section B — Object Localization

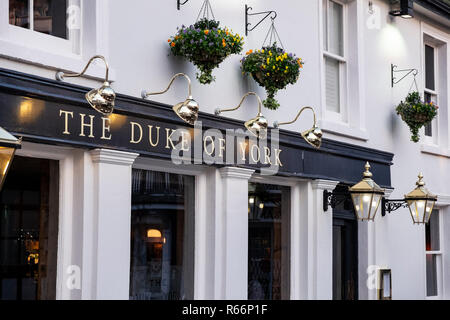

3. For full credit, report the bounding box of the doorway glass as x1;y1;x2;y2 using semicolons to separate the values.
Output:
130;169;195;300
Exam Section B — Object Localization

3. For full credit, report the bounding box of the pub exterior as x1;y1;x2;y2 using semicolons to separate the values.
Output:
0;0;449;300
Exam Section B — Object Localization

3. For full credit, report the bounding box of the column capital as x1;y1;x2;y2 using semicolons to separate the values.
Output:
90;149;139;166
311;179;339;191
219;166;254;180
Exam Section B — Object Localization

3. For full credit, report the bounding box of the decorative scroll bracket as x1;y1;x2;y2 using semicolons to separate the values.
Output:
323;190;348;212
177;0;189;10
381;198;408;216
391;64;418;88
245;4;277;36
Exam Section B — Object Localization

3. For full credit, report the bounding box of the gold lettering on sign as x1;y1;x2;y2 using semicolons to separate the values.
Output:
59;110;74;135
165;128;176;149
79;113;95;138
148;125;160;147
204;136;215;156
264;147;272;165
218;138;226;158
130;122;143;144
250;144;260;163
239;142;247;161
274;149;283;167
101;117;112;140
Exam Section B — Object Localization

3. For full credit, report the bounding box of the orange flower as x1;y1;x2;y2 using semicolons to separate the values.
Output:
171;42;176;47
167;39;171;43
204;30;209;35
246;49;253;55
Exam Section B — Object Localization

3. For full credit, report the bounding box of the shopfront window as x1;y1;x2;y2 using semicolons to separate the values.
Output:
130;170;195;300
248;183;290;300
425;209;442;298
0;156;59;300
9;0;68;39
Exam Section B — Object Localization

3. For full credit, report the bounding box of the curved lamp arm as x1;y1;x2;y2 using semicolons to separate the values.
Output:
56;55;110;82
215;92;263;115
273;106;317;128
142;73;192;100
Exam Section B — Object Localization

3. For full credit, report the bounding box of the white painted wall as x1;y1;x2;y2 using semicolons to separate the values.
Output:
1;0;450;300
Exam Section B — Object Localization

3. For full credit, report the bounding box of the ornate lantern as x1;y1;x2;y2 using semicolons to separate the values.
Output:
404;173;437;224
0;126;22;191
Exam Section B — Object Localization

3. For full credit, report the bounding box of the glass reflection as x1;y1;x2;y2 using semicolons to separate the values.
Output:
130;170;195;300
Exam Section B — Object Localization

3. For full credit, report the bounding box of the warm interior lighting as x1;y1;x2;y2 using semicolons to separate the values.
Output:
147;229;162;238
259;202;264;209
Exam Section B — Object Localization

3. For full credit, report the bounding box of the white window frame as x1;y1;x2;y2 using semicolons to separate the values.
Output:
0;0;112;81
322;0;348;123
423;41;439;146
425;209;444;299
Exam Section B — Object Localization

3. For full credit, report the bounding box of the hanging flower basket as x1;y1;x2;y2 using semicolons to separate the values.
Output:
241;43;304;110
168;18;244;84
396;92;438;142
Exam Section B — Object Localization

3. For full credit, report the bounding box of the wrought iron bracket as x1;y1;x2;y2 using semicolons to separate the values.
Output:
245;4;277;36
381;198;408;216
177;0;189;10
323;190;349;212
391;64;418;87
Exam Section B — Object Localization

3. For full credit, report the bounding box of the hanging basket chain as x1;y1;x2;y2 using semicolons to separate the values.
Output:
196;0;215;22
262;19;284;49
408;73;419;94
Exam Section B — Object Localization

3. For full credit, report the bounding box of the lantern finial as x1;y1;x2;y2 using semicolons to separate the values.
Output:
363;162;373;179
416;173;425;187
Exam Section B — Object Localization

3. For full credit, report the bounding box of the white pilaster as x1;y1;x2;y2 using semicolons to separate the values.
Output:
218;167;254;299
87;149;139;300
310;179;339;300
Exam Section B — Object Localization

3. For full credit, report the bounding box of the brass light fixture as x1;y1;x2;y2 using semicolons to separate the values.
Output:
215;92;268;139
404;173;437;224
273;106;322;149
0;126;22;191
348;162;385;221
142;73;199;125
56;55;115;116
324;162;438;224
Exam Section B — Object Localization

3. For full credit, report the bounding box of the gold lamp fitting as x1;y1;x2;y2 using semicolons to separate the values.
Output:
142;73;199;125
273;106;322;149
56;55;115;116
215;92;268;139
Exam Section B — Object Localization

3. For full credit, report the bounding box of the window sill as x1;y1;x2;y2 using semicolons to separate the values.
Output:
0;39;115;82
318;119;369;141
420;144;450;158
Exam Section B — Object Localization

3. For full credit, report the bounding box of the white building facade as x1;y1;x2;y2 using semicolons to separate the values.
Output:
0;0;449;300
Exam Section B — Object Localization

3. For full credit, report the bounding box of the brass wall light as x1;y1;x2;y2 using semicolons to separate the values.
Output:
142;73;199;125
323;162;437;224
215;92;268;139
273;106;322;149
389;0;413;19
56;55;115;115
0;126;22;191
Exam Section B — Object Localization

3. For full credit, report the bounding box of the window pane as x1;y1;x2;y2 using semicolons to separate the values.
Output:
9;0;29;29
323;0;328;50
425;45;435;91
425;209;439;251
33;0;67;39
329;1;343;56
248;183;290;300
426;254;438;296
325;57;340;113
130;170;195;300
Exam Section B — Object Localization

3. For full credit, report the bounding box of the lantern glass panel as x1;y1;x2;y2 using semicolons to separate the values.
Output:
425;201;435;223
371;194;382;219
0;146;16;190
407;200;426;223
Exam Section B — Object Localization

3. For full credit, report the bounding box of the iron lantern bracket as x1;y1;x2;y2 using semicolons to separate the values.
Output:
381;198;408;216
323;190;349;212
245;4;277;36
177;0;189;10
391;64;418;88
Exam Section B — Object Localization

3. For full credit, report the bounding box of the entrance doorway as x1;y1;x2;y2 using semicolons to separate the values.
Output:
0;156;59;300
332;186;358;300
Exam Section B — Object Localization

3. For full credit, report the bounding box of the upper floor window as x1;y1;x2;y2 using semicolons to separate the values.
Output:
424;43;438;143
9;0;68;39
323;0;346;120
